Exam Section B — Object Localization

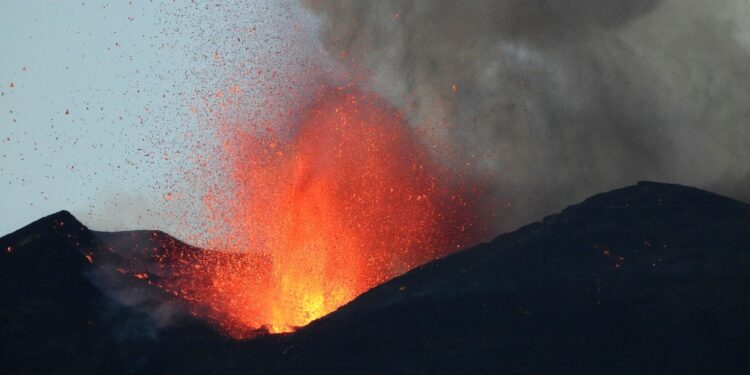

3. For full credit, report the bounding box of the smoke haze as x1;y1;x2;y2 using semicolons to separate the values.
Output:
303;0;750;230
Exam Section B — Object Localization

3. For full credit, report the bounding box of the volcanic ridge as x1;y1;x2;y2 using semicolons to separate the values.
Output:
2;181;750;374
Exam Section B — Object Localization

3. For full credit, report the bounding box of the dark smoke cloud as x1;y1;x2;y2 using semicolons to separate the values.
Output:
303;0;750;231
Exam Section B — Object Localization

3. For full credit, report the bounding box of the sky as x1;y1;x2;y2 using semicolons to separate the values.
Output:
3;1;750;242
0;1;320;239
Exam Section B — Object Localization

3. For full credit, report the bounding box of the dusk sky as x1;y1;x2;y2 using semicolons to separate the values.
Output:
0;1;320;240
3;0;750;243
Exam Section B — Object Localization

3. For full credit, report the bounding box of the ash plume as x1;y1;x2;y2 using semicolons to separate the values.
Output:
303;0;750;230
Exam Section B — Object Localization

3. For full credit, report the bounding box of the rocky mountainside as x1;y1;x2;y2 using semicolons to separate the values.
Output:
2;181;749;374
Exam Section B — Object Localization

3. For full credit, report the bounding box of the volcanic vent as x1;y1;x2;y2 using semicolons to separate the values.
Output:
155;86;488;336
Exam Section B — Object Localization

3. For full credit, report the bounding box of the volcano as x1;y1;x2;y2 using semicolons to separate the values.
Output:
2;181;750;374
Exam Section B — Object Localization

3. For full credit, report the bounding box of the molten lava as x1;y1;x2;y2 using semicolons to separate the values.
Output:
159;87;484;337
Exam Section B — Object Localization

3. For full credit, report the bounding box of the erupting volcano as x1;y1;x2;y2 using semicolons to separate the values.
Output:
5;1;750;373
156;86;485;336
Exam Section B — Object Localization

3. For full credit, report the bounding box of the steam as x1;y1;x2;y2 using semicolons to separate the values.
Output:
303;0;750;230
86;232;186;341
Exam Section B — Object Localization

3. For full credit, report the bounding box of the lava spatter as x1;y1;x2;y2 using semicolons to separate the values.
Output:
159;86;485;337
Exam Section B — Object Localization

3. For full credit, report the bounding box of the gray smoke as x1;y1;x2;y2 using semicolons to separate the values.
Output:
303;0;750;231
86;231;186;341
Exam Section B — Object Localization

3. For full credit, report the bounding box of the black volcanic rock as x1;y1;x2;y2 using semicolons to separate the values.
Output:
0;211;231;375
235;181;750;374
0;211;121;374
2;182;750;374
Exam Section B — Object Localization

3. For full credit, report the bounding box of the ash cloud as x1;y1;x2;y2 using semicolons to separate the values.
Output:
303;0;750;230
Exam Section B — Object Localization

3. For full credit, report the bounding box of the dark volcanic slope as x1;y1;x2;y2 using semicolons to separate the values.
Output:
238;181;750;374
0;212;232;375
2;181;750;374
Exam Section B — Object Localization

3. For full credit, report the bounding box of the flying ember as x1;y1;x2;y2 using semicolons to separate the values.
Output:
158;86;485;337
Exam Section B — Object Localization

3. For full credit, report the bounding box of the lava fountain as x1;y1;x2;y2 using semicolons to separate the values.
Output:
161;86;485;337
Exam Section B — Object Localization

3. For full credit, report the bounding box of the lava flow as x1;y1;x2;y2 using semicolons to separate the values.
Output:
159;86;484;337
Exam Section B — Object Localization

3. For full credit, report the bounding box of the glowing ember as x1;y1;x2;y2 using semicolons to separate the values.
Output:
159;86;484;337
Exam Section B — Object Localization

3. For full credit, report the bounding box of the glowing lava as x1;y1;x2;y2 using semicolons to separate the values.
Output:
161;87;484;337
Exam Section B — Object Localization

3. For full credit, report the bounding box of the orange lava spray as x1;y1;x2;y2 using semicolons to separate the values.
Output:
159;86;485;337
